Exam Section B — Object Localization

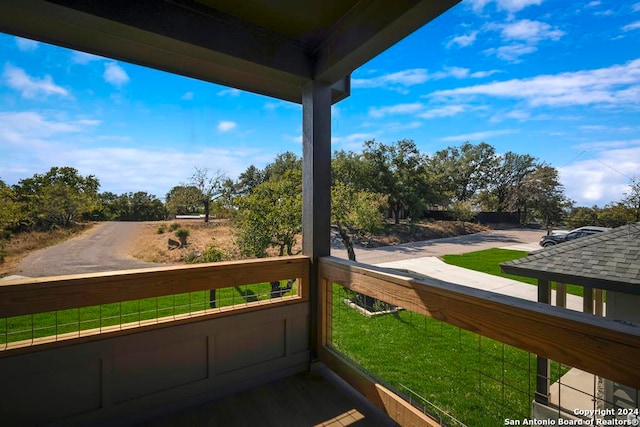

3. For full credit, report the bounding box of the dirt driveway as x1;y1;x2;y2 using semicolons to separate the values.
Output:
17;222;159;277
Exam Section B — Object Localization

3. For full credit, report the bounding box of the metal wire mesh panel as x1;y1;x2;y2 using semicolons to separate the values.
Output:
1;279;299;349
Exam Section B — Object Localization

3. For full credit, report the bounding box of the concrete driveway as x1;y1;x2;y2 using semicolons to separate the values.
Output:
331;227;585;311
331;228;544;264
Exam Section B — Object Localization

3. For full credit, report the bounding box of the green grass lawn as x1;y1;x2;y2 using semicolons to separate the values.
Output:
330;284;567;426
1;281;295;344
442;248;584;297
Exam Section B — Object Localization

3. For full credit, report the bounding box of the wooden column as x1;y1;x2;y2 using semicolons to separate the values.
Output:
594;289;604;316
556;282;567;308
536;279;551;405
302;80;332;356
583;286;594;314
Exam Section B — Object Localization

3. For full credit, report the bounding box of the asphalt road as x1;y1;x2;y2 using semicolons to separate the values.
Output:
330;228;544;264
17;222;158;277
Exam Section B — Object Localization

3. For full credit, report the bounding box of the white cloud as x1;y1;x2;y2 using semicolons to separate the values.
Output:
496;19;565;43
446;66;471;79
573;139;640;151
0;112;90;143
367;102;476;120
0;112;263;196
218;121;237;132
217;88;241;97
181;92;194;100
419;105;468;119
369;103;424;118
484;43;537;62
497;0;542;13
352;69;429;90
447;31;479;48
622;21;640;32
483;20;564;62
15;37;39;51
490;109;533;123
560;147;640;206
103;62;130;87
71;51;103;64
354;66;497;91
633;3;640;12
470;69;501;78
440;129;517;142
3;64;69;98
263;100;301;111
430;58;640;108
585;1;601;7
468;0;541;14
332;133;377;150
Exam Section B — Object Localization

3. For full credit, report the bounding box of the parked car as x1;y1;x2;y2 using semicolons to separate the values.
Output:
539;226;611;247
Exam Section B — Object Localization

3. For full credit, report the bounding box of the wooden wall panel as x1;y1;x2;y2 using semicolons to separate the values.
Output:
0;357;102;425
0;301;310;425
112;337;209;403
216;321;286;375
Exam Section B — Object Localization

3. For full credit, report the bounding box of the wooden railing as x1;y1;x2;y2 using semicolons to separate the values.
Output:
0;256;312;425
317;256;640;425
0;256;309;351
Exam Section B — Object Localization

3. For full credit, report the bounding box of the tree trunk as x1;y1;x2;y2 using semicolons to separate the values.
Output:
338;229;356;261
270;279;294;298
338;228;374;310
203;200;210;222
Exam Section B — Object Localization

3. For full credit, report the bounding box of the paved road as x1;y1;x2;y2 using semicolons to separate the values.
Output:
331;228;544;264
17;222;158;277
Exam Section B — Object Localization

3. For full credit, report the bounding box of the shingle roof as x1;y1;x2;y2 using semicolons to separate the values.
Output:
501;223;640;294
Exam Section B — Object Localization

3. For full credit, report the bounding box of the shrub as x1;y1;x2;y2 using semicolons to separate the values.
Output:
157;225;166;234
169;222;181;231
200;244;224;263
183;244;224;264
184;251;200;264
175;228;190;246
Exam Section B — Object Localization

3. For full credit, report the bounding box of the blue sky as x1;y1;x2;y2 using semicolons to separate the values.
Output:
1;0;639;207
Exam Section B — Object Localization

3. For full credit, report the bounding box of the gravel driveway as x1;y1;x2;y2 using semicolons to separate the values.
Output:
17;222;159;277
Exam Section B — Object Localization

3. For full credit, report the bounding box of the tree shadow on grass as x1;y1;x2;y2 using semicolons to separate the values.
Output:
235;286;259;302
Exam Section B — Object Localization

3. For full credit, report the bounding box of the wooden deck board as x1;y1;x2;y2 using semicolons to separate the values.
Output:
138;368;398;427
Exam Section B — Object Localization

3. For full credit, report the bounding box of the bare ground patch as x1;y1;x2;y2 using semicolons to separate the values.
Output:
131;220;241;264
353;219;490;248
130;218;490;264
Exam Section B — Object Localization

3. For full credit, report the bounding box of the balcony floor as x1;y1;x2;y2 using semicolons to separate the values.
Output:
138;365;398;427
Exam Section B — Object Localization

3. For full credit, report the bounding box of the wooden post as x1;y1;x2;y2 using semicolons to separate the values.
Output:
302;80;332;357
583;286;594;315
556;282;567;308
594;289;604;316
536;279;551;405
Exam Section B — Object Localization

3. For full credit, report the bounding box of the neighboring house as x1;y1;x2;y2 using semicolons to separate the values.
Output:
501;223;640;422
